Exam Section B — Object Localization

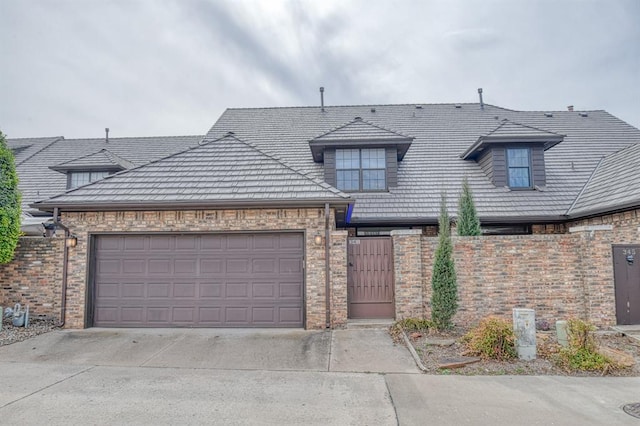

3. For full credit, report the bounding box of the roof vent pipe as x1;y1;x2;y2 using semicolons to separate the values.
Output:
105;127;109;143
478;88;484;109
320;87;325;112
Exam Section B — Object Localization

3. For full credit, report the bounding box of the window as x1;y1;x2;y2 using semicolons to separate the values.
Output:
506;148;532;188
481;224;532;235
69;171;110;189
336;148;386;191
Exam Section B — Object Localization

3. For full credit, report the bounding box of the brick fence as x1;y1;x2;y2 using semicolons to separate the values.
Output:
0;236;64;320
2;207;639;328
399;208;640;328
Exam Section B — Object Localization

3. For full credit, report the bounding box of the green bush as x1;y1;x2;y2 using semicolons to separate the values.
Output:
462;316;517;361
457;176;481;236
394;318;433;332
0;131;21;264
553;318;618;373
430;193;458;330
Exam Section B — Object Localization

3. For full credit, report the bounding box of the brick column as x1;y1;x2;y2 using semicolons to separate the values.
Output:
569;225;616;326
330;230;348;328
391;229;423;319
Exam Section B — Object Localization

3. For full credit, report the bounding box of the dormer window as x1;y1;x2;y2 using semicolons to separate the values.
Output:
309;117;414;192
69;171;110;189
336;148;386;191
49;148;134;190
506;148;532;188
460;121;565;191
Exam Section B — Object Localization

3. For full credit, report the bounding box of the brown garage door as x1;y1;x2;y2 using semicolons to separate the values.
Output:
92;233;304;328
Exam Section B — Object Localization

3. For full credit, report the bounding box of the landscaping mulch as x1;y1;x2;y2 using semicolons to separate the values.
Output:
401;328;640;377
0;318;60;347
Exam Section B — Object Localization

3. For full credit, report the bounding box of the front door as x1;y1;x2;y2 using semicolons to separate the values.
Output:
347;237;394;319
613;245;640;325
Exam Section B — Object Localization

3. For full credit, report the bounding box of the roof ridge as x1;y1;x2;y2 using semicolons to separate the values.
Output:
310;116;412;141
485;119;564;137
225;102;488;111
566;155;606;216
62;134;204;142
44;136;212;199
16;136;64;166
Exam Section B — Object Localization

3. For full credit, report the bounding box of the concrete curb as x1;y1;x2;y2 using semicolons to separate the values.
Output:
401;329;428;372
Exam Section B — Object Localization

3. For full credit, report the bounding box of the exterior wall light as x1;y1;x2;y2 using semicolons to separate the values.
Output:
314;235;323;246
65;235;78;248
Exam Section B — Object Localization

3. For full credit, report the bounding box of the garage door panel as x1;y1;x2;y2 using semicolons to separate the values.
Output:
199;283;222;298
175;259;197;274
121;283;145;298
124;236;146;250
148;259;171;274
97;259;121;274
93;233;304;327
226;282;249;298
121;307;144;322
253;307;276;323
226;235;249;250
174;283;196;298
226;307;250;324
201;259;223;274
253;283;275;298
226;259;249;273
123;259;145;274
280;234;304;249
280;282;303;298
149;236;172;250
279;307;303;323
280;258;302;273
253;258;276;273
98;237;120;251
200;235;223;250
148;283;171;297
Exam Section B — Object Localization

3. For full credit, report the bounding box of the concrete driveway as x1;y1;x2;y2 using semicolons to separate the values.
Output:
0;328;639;425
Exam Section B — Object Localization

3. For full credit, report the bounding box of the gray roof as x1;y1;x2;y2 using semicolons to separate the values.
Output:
568;143;640;217
312;117;412;142
50;149;135;172
11;135;203;214
204;103;640;223
6;136;62;165
33;135;350;211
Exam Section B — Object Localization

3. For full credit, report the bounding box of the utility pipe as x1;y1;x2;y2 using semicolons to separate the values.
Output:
53;207;69;327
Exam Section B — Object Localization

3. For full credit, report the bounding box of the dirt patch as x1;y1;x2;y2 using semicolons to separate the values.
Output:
402;328;640;376
0;318;60;347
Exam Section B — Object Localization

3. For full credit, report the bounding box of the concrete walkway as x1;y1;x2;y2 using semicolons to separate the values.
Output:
0;328;638;425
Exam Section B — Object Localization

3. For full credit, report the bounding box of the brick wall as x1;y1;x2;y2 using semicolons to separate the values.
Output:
330;230;348;327
568;208;640;325
0;236;64;319
60;208;333;329
391;230;424;319
417;209;640;328
422;235;587;327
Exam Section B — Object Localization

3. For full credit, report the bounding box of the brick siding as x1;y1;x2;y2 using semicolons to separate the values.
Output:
0;237;64;320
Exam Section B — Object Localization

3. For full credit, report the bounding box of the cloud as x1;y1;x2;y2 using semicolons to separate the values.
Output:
0;0;638;138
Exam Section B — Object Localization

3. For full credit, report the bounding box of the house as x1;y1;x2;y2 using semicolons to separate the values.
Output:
2;99;640;329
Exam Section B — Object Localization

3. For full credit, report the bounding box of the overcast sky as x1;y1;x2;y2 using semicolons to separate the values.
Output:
1;0;639;139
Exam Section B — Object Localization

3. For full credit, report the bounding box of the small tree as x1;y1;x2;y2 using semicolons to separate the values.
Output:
0;131;21;264
457;176;481;236
431;193;458;330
